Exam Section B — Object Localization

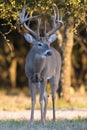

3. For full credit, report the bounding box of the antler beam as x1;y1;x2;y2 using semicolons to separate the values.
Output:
45;5;63;37
19;5;41;39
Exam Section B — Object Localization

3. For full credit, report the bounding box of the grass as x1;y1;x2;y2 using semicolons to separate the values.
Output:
0;87;87;111
0;120;87;130
0;88;87;130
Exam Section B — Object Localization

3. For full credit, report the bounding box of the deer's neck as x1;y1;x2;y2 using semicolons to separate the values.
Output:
33;53;46;73
29;47;46;73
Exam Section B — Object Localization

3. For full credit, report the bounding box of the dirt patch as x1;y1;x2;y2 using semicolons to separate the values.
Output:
0;109;87;120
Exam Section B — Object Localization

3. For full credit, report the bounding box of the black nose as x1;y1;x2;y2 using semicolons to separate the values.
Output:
46;51;52;56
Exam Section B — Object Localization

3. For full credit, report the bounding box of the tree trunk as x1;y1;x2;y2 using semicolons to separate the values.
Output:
61;17;74;100
9;59;17;88
9;56;17;88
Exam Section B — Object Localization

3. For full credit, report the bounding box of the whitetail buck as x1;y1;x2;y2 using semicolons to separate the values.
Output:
19;5;63;125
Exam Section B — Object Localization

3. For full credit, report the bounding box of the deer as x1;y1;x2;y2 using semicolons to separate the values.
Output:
19;5;63;125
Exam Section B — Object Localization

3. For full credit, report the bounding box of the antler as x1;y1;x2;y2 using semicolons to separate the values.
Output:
45;5;63;37
19;5;41;39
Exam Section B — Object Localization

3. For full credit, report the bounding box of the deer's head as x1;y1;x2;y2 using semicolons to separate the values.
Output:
19;5;63;57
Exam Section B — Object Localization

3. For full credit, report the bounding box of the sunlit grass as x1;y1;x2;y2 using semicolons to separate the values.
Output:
0;87;87;111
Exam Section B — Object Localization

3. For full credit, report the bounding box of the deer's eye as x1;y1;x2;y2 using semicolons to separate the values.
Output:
38;43;43;47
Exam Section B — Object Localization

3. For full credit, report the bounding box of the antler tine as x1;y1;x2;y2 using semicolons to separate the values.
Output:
60;10;62;22
53;6;57;27
19;4;28;23
37;18;41;39
55;5;59;21
44;20;47;36
19;4;41;39
46;5;63;37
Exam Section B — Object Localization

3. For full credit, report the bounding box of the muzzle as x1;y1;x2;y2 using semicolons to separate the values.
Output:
44;50;52;56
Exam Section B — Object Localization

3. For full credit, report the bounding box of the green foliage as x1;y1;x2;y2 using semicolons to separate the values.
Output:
0;0;86;30
65;0;87;26
0;0;26;21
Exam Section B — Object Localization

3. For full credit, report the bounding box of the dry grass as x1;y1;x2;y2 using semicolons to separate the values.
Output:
0;87;87;111
0;120;87;130
0;88;87;130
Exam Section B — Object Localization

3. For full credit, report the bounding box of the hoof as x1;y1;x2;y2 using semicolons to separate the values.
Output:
29;120;34;126
52;118;56;122
40;120;45;126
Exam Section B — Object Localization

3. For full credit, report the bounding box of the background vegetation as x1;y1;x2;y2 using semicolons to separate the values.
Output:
0;0;87;101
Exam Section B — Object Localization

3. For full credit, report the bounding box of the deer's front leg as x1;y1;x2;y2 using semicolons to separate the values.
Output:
44;91;48;120
39;80;47;125
50;77;58;121
29;79;36;125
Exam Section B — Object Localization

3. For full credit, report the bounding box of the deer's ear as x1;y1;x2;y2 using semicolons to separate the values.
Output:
48;34;58;44
24;33;37;44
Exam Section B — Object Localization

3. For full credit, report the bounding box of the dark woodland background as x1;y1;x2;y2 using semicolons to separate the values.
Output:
0;0;87;100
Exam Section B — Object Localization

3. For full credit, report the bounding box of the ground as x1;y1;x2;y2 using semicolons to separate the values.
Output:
0;120;87;130
0;87;87;111
0;109;87;120
0;88;87;130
